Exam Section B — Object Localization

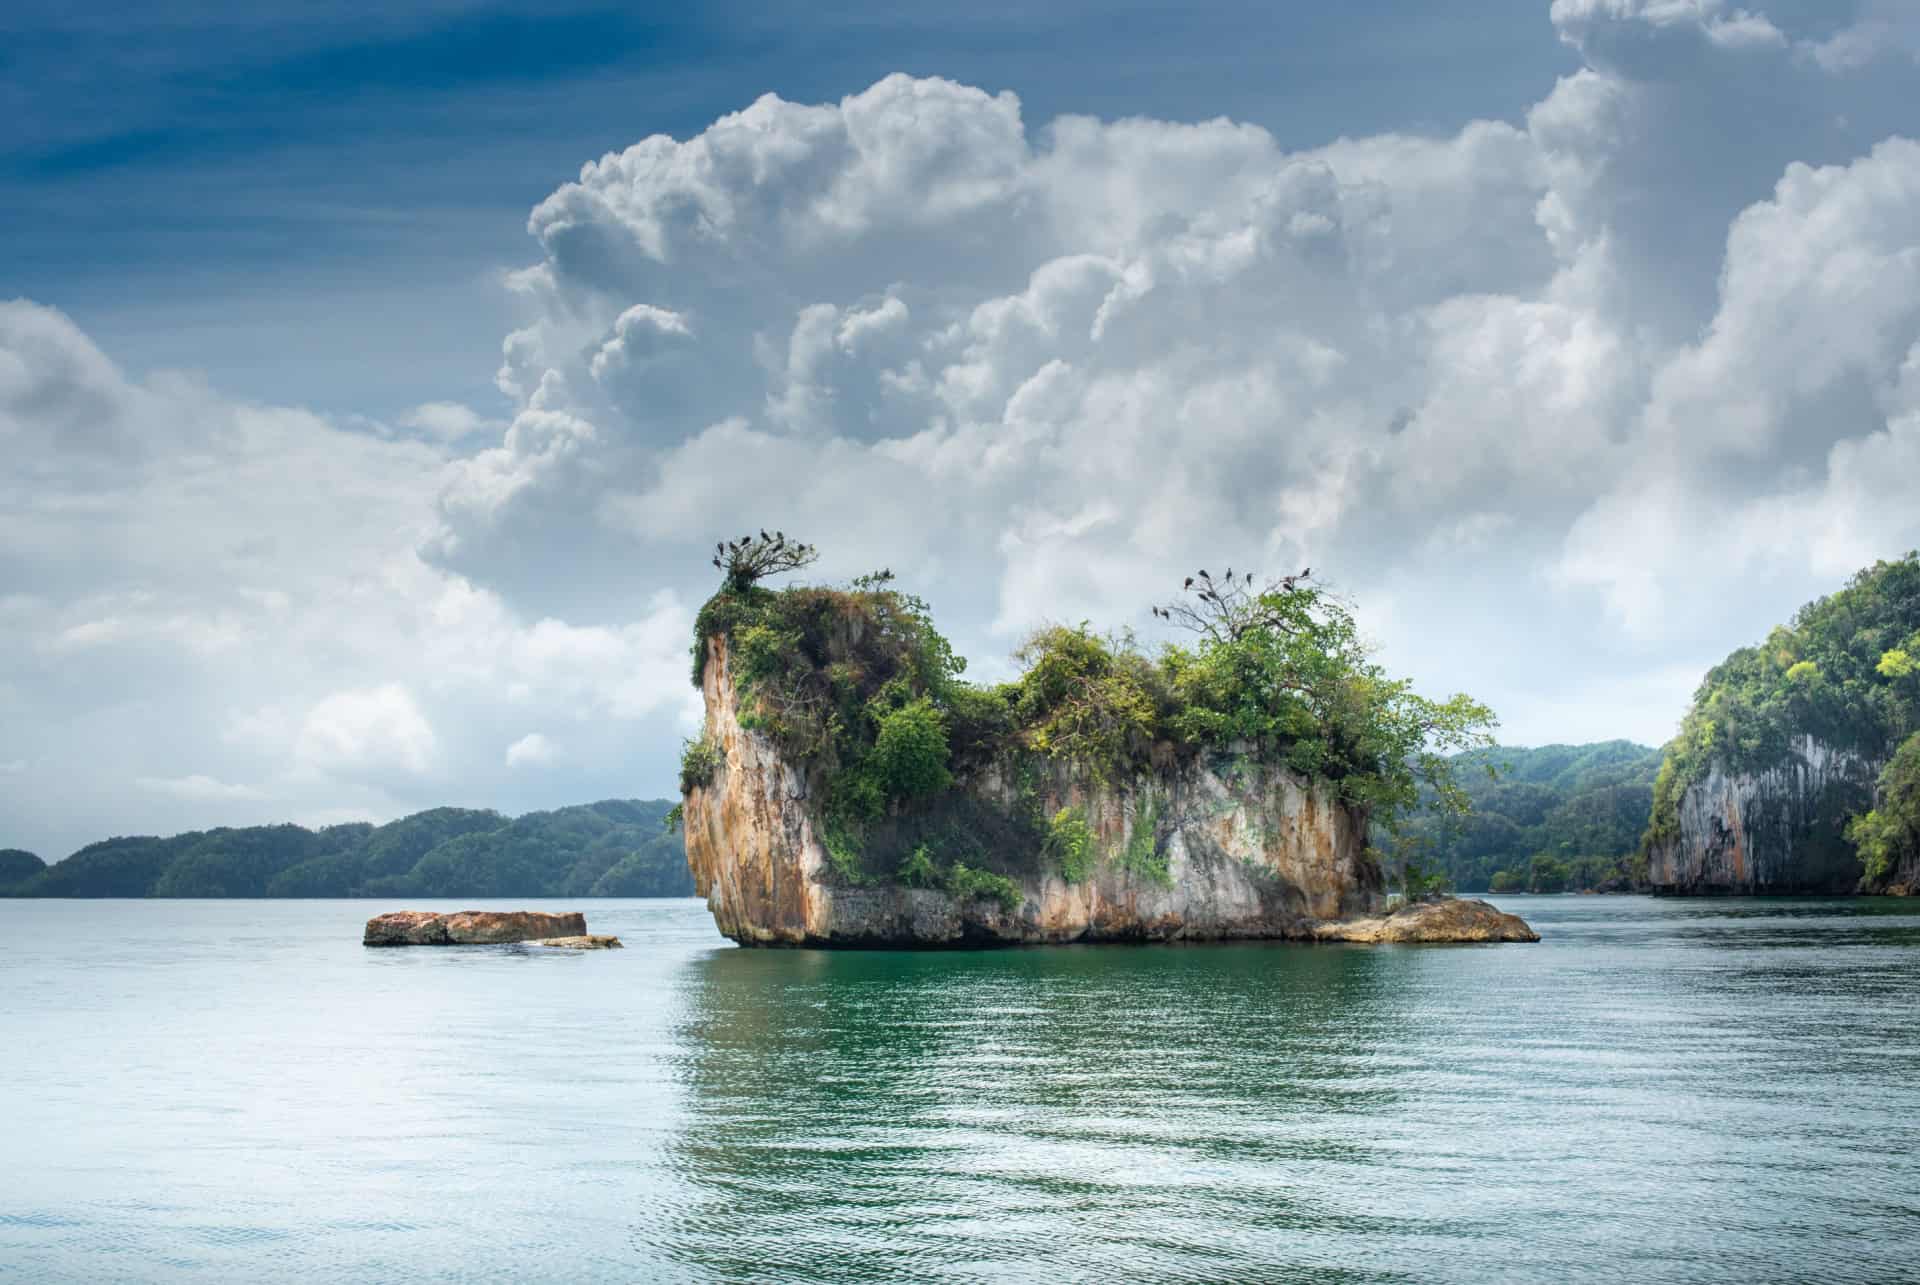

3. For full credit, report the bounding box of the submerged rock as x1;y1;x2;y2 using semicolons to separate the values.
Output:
362;910;588;946
532;935;623;950
1311;898;1540;943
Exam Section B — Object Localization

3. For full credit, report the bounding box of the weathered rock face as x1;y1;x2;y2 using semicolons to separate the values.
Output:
1646;736;1880;894
533;935;623;950
1883;855;1920;898
684;635;1529;947
363;910;589;946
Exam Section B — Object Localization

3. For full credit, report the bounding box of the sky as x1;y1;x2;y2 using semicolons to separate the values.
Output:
3;0;1919;860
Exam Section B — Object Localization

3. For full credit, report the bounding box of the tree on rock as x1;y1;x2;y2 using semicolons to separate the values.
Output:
1848;731;1920;888
713;531;817;593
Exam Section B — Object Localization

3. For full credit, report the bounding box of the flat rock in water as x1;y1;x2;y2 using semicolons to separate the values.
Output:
1311;897;1539;943
363;910;589;946
532;935;622;950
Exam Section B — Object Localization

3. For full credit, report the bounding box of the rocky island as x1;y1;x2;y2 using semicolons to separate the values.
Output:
363;909;620;947
1642;554;1920;896
677;535;1536;947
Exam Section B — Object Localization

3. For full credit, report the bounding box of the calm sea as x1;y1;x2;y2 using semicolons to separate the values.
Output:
2;895;1916;1282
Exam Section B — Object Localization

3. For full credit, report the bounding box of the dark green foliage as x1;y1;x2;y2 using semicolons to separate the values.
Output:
679;737;720;794
20;835;195;897
264;849;372;898
942;862;1023;913
1526;855;1571;894
694;576;974;855
0;849;45;892
1648;554;1920;845
1118;796;1171;886
1392;741;1664;891
1044;806;1096;883
1008;625;1159;776
587;836;694;897
1848;731;1920;885
152;823;358;898
7;800;692;898
353;808;504;880
897;844;939;888
871;699;953;799
824;789;1044;890
1393;855;1451;902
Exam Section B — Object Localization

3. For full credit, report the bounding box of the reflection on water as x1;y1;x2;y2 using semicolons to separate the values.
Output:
661;946;1402;1281
1;896;1917;1282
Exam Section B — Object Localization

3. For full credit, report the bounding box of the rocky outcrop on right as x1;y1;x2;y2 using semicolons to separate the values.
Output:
1644;736;1881;894
1638;554;1920;895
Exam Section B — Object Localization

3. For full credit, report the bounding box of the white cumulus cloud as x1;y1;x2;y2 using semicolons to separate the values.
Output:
5;1;1919;861
505;732;557;768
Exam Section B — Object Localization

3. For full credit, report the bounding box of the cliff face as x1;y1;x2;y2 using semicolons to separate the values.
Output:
684;635;1528;946
1646;736;1881;894
1885;851;1920;897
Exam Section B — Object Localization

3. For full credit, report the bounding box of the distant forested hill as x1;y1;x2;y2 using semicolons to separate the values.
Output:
2;800;693;898
1391;742;1665;893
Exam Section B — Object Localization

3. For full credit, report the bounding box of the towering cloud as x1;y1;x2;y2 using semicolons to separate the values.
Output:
3;1;1916;859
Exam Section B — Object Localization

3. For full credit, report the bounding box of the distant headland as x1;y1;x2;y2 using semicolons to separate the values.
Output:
1;800;692;899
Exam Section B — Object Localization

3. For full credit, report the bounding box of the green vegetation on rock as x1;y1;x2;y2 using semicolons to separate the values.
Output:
5;800;692;898
1044;807;1096;883
1847;731;1920;885
1646;554;1920;849
679;737;719;794
688;537;1496;901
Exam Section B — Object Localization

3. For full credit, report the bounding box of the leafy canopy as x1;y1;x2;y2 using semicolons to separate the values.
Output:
1847;731;1920;884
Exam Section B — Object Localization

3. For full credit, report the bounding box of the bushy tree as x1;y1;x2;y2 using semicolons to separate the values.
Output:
712;531;817;593
1008;625;1158;774
1154;568;1496;835
1848;731;1920;885
1527;854;1571;893
871;699;953;799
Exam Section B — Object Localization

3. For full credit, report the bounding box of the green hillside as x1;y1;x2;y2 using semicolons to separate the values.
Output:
1392;741;1665;892
6;800;692;898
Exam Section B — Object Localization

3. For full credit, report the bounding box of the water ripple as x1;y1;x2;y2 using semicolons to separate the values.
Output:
1;896;1917;1281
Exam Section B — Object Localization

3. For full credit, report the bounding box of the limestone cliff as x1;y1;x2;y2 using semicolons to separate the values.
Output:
683;635;1531;946
1645;736;1880;894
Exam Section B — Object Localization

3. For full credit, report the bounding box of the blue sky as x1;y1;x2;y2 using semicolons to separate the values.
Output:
3;0;1918;859
4;1;1572;417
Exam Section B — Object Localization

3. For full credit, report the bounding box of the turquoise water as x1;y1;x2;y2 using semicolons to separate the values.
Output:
2;895;1916;1282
